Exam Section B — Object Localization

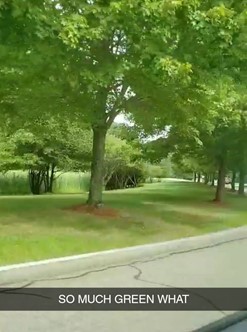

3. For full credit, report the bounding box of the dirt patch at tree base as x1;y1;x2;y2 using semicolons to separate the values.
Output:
210;199;229;207
65;204;120;218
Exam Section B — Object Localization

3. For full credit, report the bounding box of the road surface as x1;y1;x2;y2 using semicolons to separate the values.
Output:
0;237;247;332
222;320;247;331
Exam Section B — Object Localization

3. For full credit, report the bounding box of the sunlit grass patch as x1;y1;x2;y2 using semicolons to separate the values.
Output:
0;181;246;265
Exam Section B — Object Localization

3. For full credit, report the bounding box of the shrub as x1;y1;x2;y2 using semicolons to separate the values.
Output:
105;165;145;190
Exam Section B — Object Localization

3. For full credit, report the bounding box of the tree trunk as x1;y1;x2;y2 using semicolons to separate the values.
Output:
204;173;209;185
44;166;49;193
231;171;236;192
214;159;225;202
211;173;215;187
238;169;245;196
48;163;56;193
193;172;197;182
87;126;107;206
29;169;45;195
104;170;114;188
197;172;201;183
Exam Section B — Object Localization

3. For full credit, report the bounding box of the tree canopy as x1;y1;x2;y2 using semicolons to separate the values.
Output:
0;0;246;203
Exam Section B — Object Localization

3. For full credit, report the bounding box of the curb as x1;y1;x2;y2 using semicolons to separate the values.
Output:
1;226;247;286
194;311;247;332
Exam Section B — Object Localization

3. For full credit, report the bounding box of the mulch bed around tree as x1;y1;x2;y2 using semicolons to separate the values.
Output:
64;204;120;218
210;199;229;207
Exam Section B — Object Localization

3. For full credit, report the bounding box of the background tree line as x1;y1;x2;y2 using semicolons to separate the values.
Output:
0;0;246;204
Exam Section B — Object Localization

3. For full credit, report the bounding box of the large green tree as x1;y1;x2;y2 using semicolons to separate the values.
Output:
1;0;246;205
0;115;92;194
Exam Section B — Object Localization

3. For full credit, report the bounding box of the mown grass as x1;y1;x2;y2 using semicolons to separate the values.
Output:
0;181;246;266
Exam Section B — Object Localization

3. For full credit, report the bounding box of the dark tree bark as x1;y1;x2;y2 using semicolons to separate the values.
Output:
231;171;236;192
43;164;56;193
197;172;201;183
211;173;215;187
29;169;45;195
214;159;225;202
44;166;49;193
87;126;107;206
48;163;56;193
238;169;245;196
204;173;209;185
193;172;197;182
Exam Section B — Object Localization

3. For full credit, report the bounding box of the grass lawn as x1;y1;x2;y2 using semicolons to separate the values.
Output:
0;181;246;266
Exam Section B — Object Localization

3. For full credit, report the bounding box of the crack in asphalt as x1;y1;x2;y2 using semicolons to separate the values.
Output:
0;288;51;300
1;235;247;308
2;235;246;287
129;265;226;315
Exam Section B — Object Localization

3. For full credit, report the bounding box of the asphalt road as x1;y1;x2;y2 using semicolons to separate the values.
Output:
223;320;247;332
1;238;247;332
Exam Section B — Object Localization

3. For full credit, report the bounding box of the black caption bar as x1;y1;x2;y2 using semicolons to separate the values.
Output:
0;288;247;311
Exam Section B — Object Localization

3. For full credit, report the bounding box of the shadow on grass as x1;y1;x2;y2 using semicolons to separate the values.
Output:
0;182;245;234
